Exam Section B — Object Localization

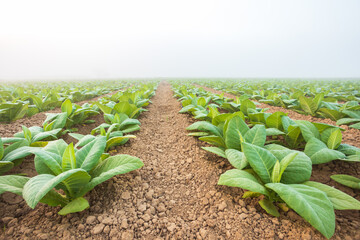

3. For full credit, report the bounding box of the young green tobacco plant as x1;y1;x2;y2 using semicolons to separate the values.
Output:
1;125;61;148
70;124;136;151
0;137;143;215
218;142;360;239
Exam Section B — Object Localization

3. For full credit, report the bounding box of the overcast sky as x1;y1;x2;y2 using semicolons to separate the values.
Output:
0;0;359;80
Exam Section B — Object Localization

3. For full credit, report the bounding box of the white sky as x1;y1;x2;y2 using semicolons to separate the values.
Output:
0;0;359;80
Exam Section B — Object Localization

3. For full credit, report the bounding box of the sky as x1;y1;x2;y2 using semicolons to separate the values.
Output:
0;0;359;80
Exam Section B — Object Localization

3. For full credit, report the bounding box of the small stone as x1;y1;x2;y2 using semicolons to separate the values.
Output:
121;231;134;240
218;201;227;211
167;223;176;232
186;158;192;163
2;217;14;224
78;224;85;231
142;214;151;222
121;219;128;229
145;190;154;200
8;218;18;227
121;191;131;200
103;226;110;234
157;203;166;212
200;228;207;238
86;216;97;225
6;227;14;235
239;213;247;220
102;217;113;225
38;233;49;240
138;204;147;212
92;223;105;234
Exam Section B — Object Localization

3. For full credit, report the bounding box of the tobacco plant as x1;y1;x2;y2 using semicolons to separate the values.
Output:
0;137;143;215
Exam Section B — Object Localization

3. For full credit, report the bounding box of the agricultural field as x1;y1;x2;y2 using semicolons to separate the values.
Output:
0;79;359;239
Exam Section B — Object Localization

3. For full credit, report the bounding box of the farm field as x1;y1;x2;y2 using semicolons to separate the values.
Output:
0;79;360;240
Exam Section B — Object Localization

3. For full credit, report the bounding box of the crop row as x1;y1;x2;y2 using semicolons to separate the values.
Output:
0;82;158;215
190;79;360;130
171;82;360;239
0;80;132;123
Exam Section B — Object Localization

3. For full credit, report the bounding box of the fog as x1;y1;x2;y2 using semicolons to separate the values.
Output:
0;0;359;81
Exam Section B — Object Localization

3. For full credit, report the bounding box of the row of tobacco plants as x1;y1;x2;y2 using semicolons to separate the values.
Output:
0;82;158;215
191;79;360;130
0;80;131;122
171;82;360;239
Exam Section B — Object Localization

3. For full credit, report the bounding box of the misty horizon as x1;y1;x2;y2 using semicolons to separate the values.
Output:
1;0;359;81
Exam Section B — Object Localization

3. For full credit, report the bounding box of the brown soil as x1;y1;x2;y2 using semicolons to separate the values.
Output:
0;82;359;240
195;84;360;148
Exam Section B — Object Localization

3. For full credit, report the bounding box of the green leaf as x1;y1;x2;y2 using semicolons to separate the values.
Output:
304;138;346;164
259;199;280;217
201;147;226;158
330;175;360;189
0;138;3;159
80;154;143;196
266;112;286;130
186;121;222;137
265;128;285;136
62;143;76;171
225;149;248;170
266;183;335;239
327;129;342;149
244;125;266;147
299;96;317;116
61;99;73;116
77;136;106;171
225;116;249;150
0;175;29;195
271;160;281;183
242;142;277;183
218;169;269;196
106;135;135;150
285;125;303;148
304;181;360;210
0;161;14;175
58;197;89;215
295;120;320;142
198;135;226;148
23;169;90;208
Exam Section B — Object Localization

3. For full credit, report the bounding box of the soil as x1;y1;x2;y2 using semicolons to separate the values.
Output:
0;82;359;240
195;84;360;148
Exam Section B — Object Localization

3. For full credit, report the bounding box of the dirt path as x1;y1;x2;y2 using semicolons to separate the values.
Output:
1;82;359;239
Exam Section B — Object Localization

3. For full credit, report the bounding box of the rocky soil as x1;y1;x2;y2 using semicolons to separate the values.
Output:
0;82;359;239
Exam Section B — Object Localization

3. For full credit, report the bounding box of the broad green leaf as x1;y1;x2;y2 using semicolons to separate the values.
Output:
2;145;33;163
266;111;286;130
327;129;342;149
244;125;266;147
61;99;73;116
202;147;226;158
318;108;345;121
285;125;303;148
304;181;360;210
80;154;143;195
242;143;277;183
225;116;249;150
186;121;222;137
225;149;248;170
266;183;335;239
77;136;106;171
62;143;76;171
0;175;29;195
295;120;320;142
299;96;317;116
198;135;226;148
0;138;4;159
0;162;14;175
271;160;281;183
218;169;269;196
265;128;285;136
304;138;345;164
279;152;298;182
58;197;89;215
330;175;360;189
106;135;135;150
259;199;280;217
23;169;90;208
336;118;360;126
